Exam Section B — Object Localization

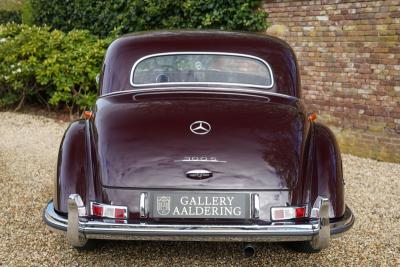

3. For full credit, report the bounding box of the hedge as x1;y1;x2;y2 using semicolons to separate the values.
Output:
1;1;268;112
0;23;110;112
31;0;268;37
0;10;21;24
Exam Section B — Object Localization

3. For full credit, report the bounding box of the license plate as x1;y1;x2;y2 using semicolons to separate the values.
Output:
151;192;250;219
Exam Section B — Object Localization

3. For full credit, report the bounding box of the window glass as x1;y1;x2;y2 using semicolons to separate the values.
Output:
132;53;273;88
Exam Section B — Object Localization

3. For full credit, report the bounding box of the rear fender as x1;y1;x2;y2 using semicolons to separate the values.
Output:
310;123;345;218
54;119;98;213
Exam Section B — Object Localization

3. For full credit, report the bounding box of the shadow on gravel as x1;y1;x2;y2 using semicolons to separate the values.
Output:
71;240;313;264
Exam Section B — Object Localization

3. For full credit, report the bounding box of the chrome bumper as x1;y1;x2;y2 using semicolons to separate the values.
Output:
43;195;354;249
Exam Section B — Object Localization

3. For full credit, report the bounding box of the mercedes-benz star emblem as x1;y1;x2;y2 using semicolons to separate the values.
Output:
190;121;211;135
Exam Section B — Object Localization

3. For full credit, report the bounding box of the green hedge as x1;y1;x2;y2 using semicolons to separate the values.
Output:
0;10;21;24
31;0;268;37
1;1;268;111
0;24;110;112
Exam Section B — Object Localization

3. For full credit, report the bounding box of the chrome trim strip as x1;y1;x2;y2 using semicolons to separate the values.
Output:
174;159;227;163
101;185;291;191
82;234;310;242
139;192;148;218
43;199;354;243
252;193;260;219
129;52;274;89
100;87;295;99
133;90;271;101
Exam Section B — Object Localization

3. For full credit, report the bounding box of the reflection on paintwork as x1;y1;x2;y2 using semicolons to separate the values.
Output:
93;92;309;191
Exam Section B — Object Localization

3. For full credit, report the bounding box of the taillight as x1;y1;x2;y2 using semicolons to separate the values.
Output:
271;206;307;221
295;207;306;218
91;203;104;217
90;202;128;219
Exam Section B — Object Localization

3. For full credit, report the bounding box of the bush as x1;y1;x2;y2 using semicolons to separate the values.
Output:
21;0;34;25
1;2;268;112
0;10;21;24
0;24;110;112
31;0;268;37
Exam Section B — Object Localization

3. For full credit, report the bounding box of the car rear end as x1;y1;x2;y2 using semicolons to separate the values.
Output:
44;89;353;251
44;32;354;252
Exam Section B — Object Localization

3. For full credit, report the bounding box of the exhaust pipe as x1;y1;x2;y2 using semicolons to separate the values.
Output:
243;243;256;257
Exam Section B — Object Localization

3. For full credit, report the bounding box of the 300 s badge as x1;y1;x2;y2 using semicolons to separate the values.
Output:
175;156;227;163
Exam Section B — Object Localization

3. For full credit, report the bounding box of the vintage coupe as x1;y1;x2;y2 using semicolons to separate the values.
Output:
44;31;354;254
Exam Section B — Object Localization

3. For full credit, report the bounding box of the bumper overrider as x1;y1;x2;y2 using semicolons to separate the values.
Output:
43;194;354;249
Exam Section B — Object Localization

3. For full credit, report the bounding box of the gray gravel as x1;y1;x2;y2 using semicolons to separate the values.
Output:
0;111;399;266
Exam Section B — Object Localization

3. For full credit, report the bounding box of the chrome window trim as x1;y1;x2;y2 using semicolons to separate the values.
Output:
129;52;275;89
100;87;294;99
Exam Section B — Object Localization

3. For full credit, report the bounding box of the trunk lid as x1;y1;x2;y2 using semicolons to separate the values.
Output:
93;90;309;190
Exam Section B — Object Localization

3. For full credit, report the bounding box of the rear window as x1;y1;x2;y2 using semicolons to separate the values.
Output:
130;53;274;89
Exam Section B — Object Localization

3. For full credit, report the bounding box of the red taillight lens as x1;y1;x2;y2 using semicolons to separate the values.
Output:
91;203;104;217
90;202;128;219
114;208;127;219
271;206;307;221
295;207;306;218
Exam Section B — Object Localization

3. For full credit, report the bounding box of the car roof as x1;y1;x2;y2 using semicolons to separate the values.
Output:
100;30;300;98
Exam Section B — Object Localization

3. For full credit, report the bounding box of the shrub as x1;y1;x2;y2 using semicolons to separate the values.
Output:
0;24;110;112
21;0;34;25
0;10;21;24
31;0;268;37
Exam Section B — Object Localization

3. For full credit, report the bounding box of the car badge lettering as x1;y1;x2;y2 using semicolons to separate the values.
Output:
190;121;211;135
156;196;171;215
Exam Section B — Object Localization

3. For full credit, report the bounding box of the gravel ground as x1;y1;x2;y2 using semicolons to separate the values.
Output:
0;111;399;266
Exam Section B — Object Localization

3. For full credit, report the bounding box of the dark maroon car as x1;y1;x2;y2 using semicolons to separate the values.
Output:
44;31;354;253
